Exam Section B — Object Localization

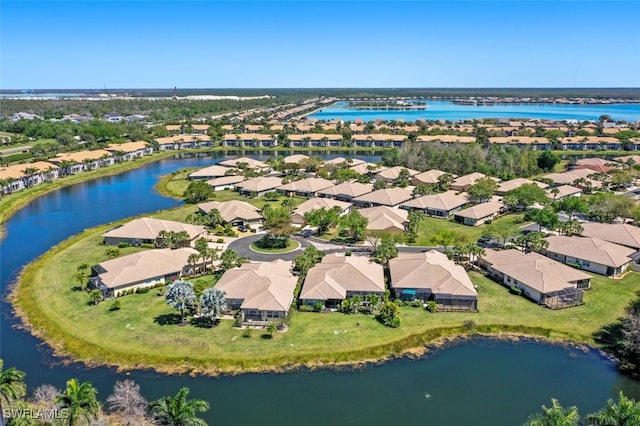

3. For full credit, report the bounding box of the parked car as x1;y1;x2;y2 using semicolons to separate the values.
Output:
237;225;248;232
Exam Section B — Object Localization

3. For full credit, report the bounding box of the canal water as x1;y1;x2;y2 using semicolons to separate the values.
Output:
1;151;639;425
309;100;640;122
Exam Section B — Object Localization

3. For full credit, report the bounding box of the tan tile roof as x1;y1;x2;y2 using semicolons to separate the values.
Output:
188;165;233;179
402;190;468;211
292;197;351;218
545;185;582;198
218;157;270;169
542;169;601;187
411;169;455;185
375;166;419;181
561;136;620;144
323;157;366;167
222;134;275;142
93;247;199;289
192;124;210;131
198;200;262;223
206;175;246;187
349;162;387;175
165;125;181;131
489;136;550;145
482;248;592;294
359;206;409;231
496;178;548;194
277;177;334;193
389;250;477;297
580;223;640;250
156;135;210;144
450;172;498;189
215;260;296;312
351;133;408;142
282;154;310;164
106;141;150;153
317;181;374;199
235;176;283;193
455;201;504;220
417;135;476;143
353;187;414;207
51;150;112;164
0;161;58;180
300;254;385;300
287;133;343;141
102;218;205;241
614;155;640;164
545;236;636;268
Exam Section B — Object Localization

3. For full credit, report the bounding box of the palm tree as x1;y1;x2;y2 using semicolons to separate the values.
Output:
200;288;227;324
281;197;296;213
0;360;27;426
56;379;100;426
148;387;209;426
550;187;560;201
584;391;640;426
525;399;580;426
165;280;198;324
21;167;38;188
188;253;201;276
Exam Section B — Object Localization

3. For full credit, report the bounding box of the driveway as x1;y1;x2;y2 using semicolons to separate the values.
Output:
227;234;309;261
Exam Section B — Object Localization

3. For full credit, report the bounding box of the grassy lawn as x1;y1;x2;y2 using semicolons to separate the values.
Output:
250;239;300;253
13;208;640;375
413;214;525;245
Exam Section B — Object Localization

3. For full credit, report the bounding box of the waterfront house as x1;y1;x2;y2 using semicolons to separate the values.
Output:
495;178;548;196
542;236;636;277
401;190;469;218
416;135;476;144
488;136;551;150
454;201;505;226
282;154;310;167
614;155;640;165
317;181;374;202
580;223;640;250
349;162;387;176
559;136;622;151
479;249;591;309
359;206;409;233
198;200;263;228
235;176;283;197
90;247;199;297
219;157;271;171
50;150;114;174
276;177;335;198
188;165;235;180
450;173;499;192
106;141;153;161
287;133;343;147
102;218;206;246
389;250;477;311
299;254;385;309
0;161;59;193
221;134;277;147
374;166;420;184
323;157;366;168
215;260;297;323
206;175;246;191
411;169;456;186
192;124;210;134
290;197;351;226
352;187;414;208
155;135;212;150
351;134;408;148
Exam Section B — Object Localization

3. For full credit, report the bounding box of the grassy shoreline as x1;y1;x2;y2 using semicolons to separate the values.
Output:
11;205;640;376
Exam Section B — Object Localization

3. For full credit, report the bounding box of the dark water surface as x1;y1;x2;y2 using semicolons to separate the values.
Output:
1;151;638;425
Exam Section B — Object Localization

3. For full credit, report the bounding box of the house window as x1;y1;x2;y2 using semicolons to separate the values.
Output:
581;260;590;267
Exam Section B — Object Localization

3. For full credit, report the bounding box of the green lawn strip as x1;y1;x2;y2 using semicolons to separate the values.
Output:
13;209;640;374
250;239;300;253
413;214;524;246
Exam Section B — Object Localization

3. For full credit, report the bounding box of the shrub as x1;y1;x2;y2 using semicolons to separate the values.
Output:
88;290;103;305
462;320;477;331
216;238;224;243
345;250;352;256
136;287;150;294
250;229;257;233
411;299;423;308
117;242;131;248
426;301;438;313
313;301;324;312
566;261;582;269
234;312;242;327
377;301;402;328
215;231;224;236
242;329;252;338
509;286;523;296
109;300;121;311
140;243;154;249
297;304;315;312
393;298;405;307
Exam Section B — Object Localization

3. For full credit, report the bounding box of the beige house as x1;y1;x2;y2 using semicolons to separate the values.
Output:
352;187;414;208
282;154;310;166
416;135;476;144
291;198;351;226
102;218;206;246
221;134;277;147
359;206;409;232
546;185;582;200
155;134;211;150
188;165;234;180
106;141;153;161
276;177;334;198
215;260;297;322
495;178;548;196
488;136;551;150
542;168;600;187
90;247;199;297
198;200;263;228
218;157;271;170
236;176;283;196
349;162;387;175
287;133;342;147
401;190;468;218
480;249;591;309
450;173;499;191
411;169;455;186
542;236;636;277
323;157;366;168
50;150;114;173
206;175;246;191
0;161;59;193
374;166;420;183
389;250;477;311
454;201;505;226
299;254;385;308
317;181;374;202
351;133;407;148
580;223;640;250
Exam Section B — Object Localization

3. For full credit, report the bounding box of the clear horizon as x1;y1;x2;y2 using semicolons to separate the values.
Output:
2;0;639;90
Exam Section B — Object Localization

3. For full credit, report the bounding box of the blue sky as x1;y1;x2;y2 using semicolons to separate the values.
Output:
1;1;639;89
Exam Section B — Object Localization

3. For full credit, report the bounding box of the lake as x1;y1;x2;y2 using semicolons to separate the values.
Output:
1;151;639;425
308;100;640;122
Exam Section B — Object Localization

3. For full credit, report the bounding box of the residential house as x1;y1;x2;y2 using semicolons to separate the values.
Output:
389;250;478;311
450;173;499;192
299;254;385;308
276;177;335;198
155;135;211;150
411;169;455;186
454;201;505;226
317;181;374;202
495;178;548;196
416;135;476;144
219;157;271;171
236;176;283;197
206;175;246;191
188;165;235;180
102;218;206;246
215;260;297;323
291;198;351;226
479;249;591;309
191;124;210;134
374;166;420;184
198;200;263;228
401;190;469;218
106;141;153;161
90;247;199;297
542;169;601;188
545;185;582;200
359;206;409;233
559;136;622;151
287;133;342;147
282;154;310;166
0;161;59;193
572;157;614;173
580;223;640;250
351;134;408;148
542;236;636;277
323;157;366;168
488;136;551;150
614;155;640;165
50;150;114;174
352;187;414;208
